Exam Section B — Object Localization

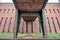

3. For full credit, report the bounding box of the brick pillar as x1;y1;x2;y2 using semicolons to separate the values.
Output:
28;22;31;33
25;21;33;33
23;21;26;33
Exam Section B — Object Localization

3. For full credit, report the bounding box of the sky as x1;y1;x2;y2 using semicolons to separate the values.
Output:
0;0;59;3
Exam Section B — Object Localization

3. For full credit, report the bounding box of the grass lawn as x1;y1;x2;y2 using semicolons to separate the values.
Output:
48;33;60;38
0;33;60;38
32;33;60;38
0;33;13;38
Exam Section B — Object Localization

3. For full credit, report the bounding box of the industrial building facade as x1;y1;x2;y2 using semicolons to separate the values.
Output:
0;3;60;33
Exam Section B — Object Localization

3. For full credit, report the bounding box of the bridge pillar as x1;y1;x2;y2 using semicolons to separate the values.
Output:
39;9;47;37
13;9;21;38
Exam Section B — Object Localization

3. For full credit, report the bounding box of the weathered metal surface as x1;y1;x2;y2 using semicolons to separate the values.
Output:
22;16;37;21
21;13;38;21
12;0;48;38
13;0;48;11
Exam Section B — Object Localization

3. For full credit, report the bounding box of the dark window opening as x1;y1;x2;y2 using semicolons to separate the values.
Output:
2;17;8;33
47;17;51;32
0;9;2;12
57;9;60;13
51;17;57;33
3;9;6;13
45;9;47;13
0;17;3;26
56;17;60;29
53;9;56;13
8;9;10;13
49;9;51;13
8;17;12;33
12;9;14;13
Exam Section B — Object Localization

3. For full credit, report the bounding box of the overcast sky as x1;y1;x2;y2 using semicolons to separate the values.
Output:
0;0;59;3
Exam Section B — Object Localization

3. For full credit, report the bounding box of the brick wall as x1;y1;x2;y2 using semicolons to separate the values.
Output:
0;3;60;33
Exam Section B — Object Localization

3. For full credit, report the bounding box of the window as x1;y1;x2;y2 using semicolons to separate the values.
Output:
8;9;10;13
12;9;14;13
8;17;12;33
45;9;47;13
53;9;56;13
49;9;51;13
51;17;57;33
56;17;60;29
47;17;51;32
0;9;2;12
57;9;60;13
0;17;3;26
2;17;8;33
3;9;6;13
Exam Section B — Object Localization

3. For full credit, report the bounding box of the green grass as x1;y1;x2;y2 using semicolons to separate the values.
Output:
0;33;13;38
32;33;43;37
18;33;28;37
32;33;60;38
48;33;60;38
0;33;60;38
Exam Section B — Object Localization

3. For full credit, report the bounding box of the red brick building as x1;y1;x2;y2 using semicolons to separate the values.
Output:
0;3;60;33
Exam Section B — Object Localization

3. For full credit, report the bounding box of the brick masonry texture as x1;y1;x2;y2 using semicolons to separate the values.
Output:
0;3;60;33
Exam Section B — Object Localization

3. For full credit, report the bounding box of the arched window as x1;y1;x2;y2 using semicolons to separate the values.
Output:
3;9;6;13
45;9;47;13
8;17;12;33
0;17;3;26
49;9;51;13
47;17;51;32
2;17;8;33
53;9;56;13
12;9;14;13
51;17;57;33
57;9;60;13
56;17;60;29
0;9;2;12
7;9;10;13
